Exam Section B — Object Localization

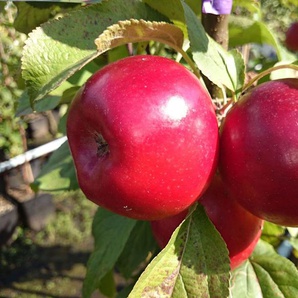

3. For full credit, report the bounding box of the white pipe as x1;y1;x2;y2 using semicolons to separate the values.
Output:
0;136;68;174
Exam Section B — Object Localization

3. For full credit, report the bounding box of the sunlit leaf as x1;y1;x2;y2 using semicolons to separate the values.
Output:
229;16;282;59
22;0;167;104
261;221;285;247
129;204;230;297
32;140;78;192
181;1;235;91
230;240;298;297
95;19;183;55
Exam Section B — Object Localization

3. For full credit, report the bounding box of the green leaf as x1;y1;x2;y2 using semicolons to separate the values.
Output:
128;204;230;297
229;16;282;59
144;0;201;23
252;244;298;297
21;0;167;104
60;86;81;105
98;270;116;298
16;90;60;116
230;240;298;298
94;19;184;55
107;44;130;63
57;112;68;135
181;1;235;91
0;2;5;11
230;261;263;297
212;47;246;97
83;209;137;298
116;221;158;279
14;2;79;34
225;49;246;95
261;221;285;247
289;238;298;251
17;60;99;116
117;284;135;298
14;2;56;35
32;140;78;192
60;59;101;87
232;0;261;14
144;0;184;23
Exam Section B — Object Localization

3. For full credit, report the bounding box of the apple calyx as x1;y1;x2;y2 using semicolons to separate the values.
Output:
95;133;109;157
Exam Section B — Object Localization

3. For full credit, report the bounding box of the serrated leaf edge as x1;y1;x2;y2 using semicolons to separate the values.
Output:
94;19;184;54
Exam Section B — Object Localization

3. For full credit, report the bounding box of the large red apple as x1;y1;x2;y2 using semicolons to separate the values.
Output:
219;78;298;226
151;175;263;269
67;55;219;220
285;22;298;52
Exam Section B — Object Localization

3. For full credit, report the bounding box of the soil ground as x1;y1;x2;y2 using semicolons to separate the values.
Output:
0;190;105;298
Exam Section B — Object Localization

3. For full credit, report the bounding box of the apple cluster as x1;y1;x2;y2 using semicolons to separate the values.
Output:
67;55;298;269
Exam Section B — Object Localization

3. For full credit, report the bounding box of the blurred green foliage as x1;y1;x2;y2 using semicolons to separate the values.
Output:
0;3;26;159
261;0;298;41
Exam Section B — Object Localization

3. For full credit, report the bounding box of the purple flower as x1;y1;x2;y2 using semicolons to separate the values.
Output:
202;0;233;15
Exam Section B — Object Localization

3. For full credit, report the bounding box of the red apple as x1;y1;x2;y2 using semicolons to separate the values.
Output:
151;175;263;269
219;78;298;226
285;22;298;52
67;55;219;220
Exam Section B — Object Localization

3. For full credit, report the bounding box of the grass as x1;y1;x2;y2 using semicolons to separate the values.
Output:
34;190;96;246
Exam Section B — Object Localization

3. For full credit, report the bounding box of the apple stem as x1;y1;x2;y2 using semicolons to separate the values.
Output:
95;133;110;157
